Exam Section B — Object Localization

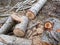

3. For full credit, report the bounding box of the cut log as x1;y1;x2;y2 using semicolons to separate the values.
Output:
0;42;7;45
11;13;21;22
13;16;29;37
0;16;15;34
56;29;60;32
26;0;47;19
0;34;32;45
44;21;53;31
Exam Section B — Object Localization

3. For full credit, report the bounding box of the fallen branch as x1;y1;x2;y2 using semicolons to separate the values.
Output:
16;5;31;12
5;0;36;13
4;2;20;13
27;22;40;29
13;16;29;37
0;14;10;17
0;16;15;34
26;0;47;19
16;0;36;12
50;31;59;42
0;35;32;45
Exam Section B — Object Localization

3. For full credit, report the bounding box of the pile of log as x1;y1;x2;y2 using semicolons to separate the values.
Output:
0;0;49;45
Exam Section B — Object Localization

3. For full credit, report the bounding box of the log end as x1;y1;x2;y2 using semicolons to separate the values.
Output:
13;28;25;37
44;21;53;31
11;13;21;22
26;10;35;20
56;29;60;33
42;42;51;45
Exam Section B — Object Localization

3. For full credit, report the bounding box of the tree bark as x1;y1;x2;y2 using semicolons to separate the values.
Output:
0;34;32;45
42;18;60;45
0;42;7;45
13;16;29;37
0;16;15;34
26;0;47;19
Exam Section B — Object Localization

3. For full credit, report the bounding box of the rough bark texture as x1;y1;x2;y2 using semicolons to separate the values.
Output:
0;16;15;34
42;18;60;45
13;16;29;37
0;42;6;45
26;0;47;19
0;35;32;45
